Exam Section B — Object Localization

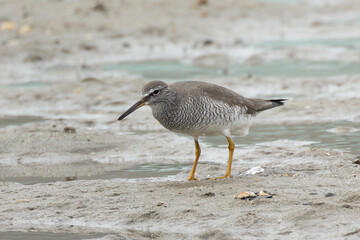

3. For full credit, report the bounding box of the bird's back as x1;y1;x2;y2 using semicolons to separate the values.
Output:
170;81;284;114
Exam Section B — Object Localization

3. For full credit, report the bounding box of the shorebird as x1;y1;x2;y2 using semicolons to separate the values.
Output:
118;81;285;181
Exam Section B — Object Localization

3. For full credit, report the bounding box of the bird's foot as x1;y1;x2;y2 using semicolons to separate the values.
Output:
187;177;198;181
211;174;231;180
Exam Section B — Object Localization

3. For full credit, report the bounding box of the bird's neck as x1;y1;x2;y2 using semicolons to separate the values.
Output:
150;93;179;130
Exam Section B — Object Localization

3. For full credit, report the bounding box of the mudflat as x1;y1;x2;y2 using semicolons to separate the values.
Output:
0;0;360;239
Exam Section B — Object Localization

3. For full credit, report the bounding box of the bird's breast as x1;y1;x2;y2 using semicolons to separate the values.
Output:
150;97;253;137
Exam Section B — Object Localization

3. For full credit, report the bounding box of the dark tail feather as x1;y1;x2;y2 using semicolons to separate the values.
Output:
257;99;287;112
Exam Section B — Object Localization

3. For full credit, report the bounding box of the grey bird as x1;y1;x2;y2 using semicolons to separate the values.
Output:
118;80;285;181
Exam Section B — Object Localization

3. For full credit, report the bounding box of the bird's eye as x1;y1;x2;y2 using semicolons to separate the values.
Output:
153;89;160;95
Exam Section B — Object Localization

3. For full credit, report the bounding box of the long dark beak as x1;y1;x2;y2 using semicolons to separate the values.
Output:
118;97;148;120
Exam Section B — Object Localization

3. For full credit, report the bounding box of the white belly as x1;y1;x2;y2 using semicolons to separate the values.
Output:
188;117;253;138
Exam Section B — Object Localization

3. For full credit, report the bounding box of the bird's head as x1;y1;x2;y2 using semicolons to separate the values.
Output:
118;80;169;120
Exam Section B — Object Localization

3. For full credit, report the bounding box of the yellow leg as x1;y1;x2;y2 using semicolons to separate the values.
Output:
188;138;201;181
212;136;234;180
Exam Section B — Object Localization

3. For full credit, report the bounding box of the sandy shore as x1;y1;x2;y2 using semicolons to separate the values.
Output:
1;146;359;239
1;0;360;239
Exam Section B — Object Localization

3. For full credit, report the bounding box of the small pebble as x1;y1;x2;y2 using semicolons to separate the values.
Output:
203;39;213;46
65;176;77;181
64;127;76;133
202;192;215;197
24;54;43;62
123;43;131;48
303;201;312;206
19;24;31;34
79;43;97;51
1;21;15;31
325;192;336;197
93;2;107;12
81;77;100;83
196;0;208;6
354;156;360;165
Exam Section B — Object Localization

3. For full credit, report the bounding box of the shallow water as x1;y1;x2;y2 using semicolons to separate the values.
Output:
203;121;360;155
1;119;358;185
230;61;360;78
0;116;45;128
0;231;106;240
2;163;191;185
8;81;49;88
126;122;360;155
256;0;301;3
256;38;360;49
103;61;216;80
103;60;360;80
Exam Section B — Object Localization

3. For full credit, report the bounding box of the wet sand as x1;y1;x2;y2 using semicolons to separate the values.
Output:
1;146;359;239
1;0;360;239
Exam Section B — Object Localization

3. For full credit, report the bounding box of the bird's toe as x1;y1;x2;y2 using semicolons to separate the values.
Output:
211;174;232;180
187;177;199;181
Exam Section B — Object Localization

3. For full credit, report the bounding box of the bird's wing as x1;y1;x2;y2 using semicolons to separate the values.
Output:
192;82;284;114
171;81;285;115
